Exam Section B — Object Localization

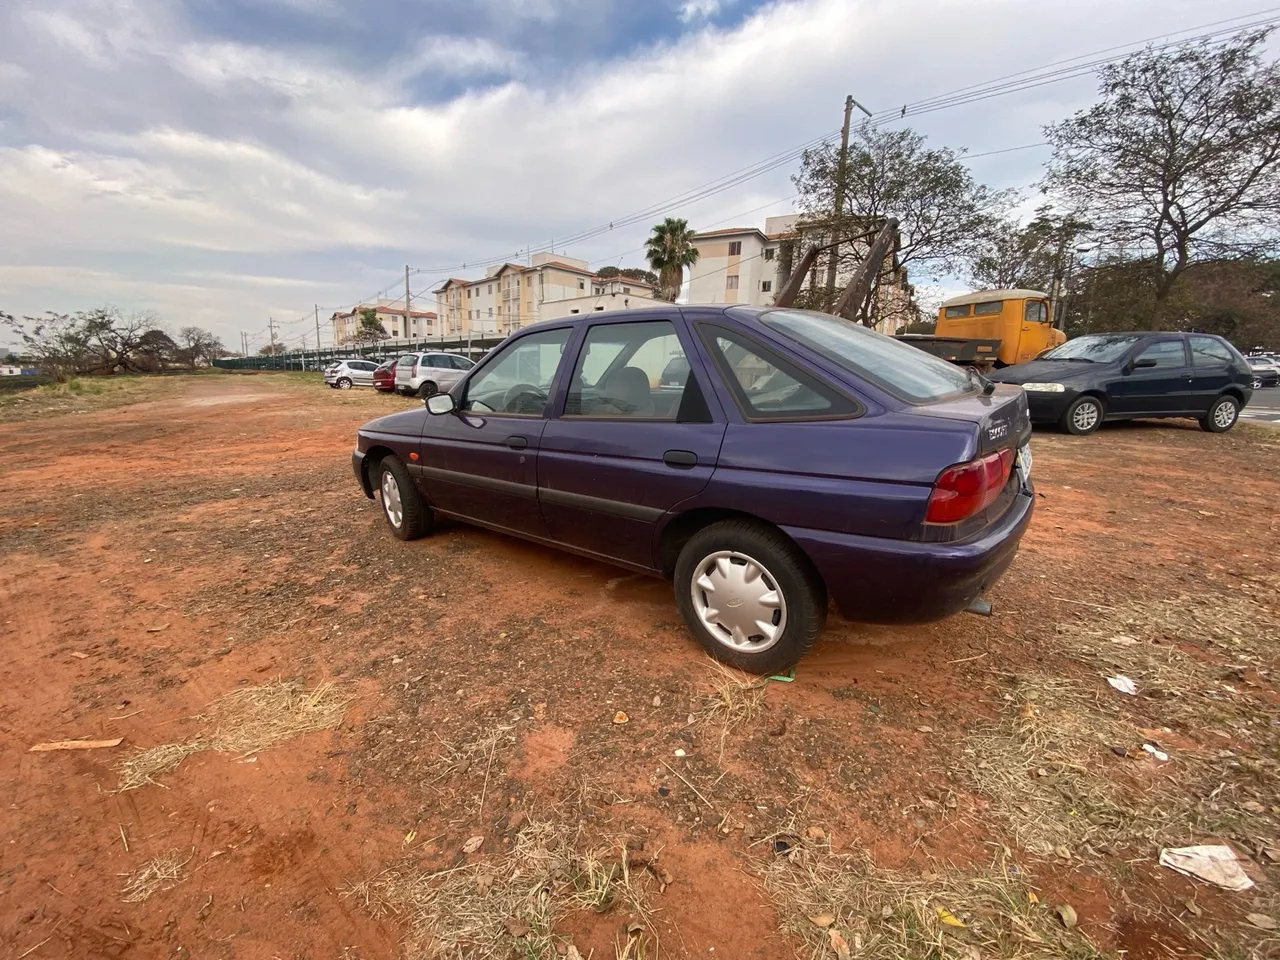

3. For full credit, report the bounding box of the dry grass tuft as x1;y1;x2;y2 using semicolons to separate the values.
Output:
120;849;193;902
116;680;348;791
345;822;655;960
698;659;768;759
762;844;1106;960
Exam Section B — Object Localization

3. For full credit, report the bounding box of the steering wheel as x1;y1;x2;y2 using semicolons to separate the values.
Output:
502;383;546;414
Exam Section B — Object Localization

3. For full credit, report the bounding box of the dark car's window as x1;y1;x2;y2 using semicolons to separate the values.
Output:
462;328;570;416
701;324;858;420
759;308;973;404
565;320;688;420
1190;336;1235;366
1042;335;1140;362
1134;340;1188;368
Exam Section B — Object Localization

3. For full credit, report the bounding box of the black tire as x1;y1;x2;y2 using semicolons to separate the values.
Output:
336;377;353;390
1060;394;1103;436
418;380;438;398
673;519;826;675
1200;395;1240;433
376;455;431;541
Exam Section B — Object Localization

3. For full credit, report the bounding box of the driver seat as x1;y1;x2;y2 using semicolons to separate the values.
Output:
601;366;654;416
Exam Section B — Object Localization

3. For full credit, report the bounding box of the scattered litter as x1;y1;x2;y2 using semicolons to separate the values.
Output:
916;725;934;733
1110;635;1138;645
30;737;123;752
70;651;90;660
935;906;966;928
673;748;686;758
612;711;629;725
828;928;851;960
1159;845;1254;891
1246;914;1277;930
652;695;661;707
1143;744;1169;762
462;835;484;854
1055;904;1078;929
769;667;796;683
1106;675;1137;695
146;623;170;633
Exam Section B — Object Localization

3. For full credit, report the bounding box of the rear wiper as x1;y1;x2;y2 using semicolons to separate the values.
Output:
966;366;995;395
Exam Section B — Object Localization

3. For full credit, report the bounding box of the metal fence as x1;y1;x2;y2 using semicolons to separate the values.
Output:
213;334;509;371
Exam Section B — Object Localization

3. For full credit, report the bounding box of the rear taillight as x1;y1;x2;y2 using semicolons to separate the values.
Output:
926;448;1014;523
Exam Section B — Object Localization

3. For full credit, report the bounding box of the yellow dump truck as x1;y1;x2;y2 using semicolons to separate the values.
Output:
897;288;1066;368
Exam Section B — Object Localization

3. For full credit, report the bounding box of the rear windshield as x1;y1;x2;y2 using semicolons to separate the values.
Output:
758;308;975;403
1041;334;1140;362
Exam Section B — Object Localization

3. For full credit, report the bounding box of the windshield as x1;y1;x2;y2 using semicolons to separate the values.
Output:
1042;335;1140;362
758;308;975;403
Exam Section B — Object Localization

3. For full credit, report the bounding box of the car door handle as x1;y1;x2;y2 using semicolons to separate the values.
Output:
505;436;528;450
664;450;698;468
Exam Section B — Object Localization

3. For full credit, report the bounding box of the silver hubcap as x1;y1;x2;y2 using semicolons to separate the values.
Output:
1213;401;1236;429
1072;400;1100;432
381;470;403;528
690;550;786;654
1251;377;1262;389
339;379;352;390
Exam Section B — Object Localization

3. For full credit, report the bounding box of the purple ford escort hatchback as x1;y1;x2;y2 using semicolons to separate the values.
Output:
353;306;1034;673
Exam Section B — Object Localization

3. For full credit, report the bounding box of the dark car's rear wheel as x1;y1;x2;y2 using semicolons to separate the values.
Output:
377;455;431;540
418;380;438;398
674;519;826;675
1200;395;1240;433
1061;395;1103;436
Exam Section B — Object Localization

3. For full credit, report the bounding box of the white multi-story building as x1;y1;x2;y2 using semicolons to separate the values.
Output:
434;254;658;335
687;214;913;334
330;298;438;345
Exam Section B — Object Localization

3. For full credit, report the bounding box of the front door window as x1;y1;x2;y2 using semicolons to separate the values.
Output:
462;329;571;415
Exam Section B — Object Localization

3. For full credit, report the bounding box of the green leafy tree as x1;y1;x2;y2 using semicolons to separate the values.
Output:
597;265;660;286
645;218;700;302
258;342;288;356
1;311;92;382
793;122;1011;317
969;207;1090;292
177;326;222;369
1042;29;1280;328
351;306;389;346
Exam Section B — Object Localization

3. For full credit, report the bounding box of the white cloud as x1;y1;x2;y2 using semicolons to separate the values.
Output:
678;0;723;22
0;0;1229;347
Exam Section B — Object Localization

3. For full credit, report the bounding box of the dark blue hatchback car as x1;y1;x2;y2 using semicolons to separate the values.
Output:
353;306;1035;673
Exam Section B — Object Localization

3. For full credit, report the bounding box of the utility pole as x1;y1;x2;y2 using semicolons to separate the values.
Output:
823;94;856;310
268;316;278;367
314;304;321;370
404;265;411;341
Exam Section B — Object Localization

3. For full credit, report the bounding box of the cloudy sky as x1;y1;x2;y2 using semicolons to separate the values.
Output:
0;0;1271;352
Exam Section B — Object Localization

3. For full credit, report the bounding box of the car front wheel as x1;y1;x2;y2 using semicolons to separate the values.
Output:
1201;395;1240;433
1061;395;1103;436
377;455;431;540
674;519;826;675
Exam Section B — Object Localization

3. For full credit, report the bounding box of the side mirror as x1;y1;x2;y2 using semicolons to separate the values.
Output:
1132;357;1158;369
425;393;455;414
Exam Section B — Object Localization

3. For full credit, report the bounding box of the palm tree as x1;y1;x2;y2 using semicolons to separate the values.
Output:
644;218;700;302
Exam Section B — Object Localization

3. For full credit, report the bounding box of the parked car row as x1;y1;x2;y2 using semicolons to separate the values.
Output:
324;352;476;393
1247;354;1280;389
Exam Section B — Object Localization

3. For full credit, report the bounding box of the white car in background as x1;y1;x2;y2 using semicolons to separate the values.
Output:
394;352;474;397
324;359;380;389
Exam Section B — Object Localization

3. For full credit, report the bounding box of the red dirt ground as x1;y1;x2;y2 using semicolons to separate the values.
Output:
1;374;1276;959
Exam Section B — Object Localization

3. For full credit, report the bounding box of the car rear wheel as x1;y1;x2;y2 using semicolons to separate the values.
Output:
1200;395;1239;433
1061;395;1103;436
336;377;353;390
1253;376;1264;389
674;519;826;675
418;380;438;398
377;455;431;540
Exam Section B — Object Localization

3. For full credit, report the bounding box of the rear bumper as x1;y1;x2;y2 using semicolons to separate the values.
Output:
353;450;373;498
784;489;1035;624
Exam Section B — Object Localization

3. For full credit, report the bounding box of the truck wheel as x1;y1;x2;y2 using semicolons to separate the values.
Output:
674;519;826;675
1061;395;1103;436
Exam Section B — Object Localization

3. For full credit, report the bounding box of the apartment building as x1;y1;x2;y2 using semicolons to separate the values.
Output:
541;276;657;321
330;298;438;345
434;253;621;336
687;214;913;334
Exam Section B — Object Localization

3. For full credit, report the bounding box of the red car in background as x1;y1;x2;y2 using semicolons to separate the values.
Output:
372;361;396;392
